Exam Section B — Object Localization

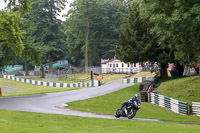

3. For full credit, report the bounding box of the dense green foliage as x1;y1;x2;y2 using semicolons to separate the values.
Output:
27;0;67;73
117;3;171;79
117;1;200;79
0;11;25;68
142;0;200;65
1;0;199;73
5;0;31;13
0;0;32;69
0;0;67;73
64;0;128;66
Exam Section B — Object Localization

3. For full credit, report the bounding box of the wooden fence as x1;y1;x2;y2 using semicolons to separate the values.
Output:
151;93;188;115
192;102;200;116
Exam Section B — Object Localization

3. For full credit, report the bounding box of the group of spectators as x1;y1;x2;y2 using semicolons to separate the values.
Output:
140;62;160;72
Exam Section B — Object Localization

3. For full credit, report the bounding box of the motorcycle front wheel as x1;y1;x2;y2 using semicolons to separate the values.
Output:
127;109;136;119
115;109;121;118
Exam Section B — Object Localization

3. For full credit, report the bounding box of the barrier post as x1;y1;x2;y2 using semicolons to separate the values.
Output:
0;88;2;96
187;103;192;115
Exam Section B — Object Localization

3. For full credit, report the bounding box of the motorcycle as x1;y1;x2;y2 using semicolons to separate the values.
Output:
115;101;139;119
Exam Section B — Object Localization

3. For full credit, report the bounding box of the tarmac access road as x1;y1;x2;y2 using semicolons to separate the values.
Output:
0;79;131;116
0;86;24;92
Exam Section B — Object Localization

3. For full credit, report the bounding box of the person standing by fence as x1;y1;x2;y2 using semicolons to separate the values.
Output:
97;75;101;86
195;63;200;74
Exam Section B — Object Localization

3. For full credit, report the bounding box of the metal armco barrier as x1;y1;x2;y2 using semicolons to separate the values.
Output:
151;93;188;115
192;102;200;116
3;75;92;88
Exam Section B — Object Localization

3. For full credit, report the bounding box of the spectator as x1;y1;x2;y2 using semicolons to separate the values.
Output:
96;75;101;86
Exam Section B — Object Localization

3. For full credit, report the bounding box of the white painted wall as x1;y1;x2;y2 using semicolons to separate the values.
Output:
101;59;141;74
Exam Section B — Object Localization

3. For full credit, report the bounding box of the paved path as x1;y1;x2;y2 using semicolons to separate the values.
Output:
0;79;199;125
0;86;24;92
0;79;131;115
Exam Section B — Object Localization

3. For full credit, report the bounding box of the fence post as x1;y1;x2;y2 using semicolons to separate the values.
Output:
147;93;151;102
91;71;94;86
187;103;192;115
0;88;2;96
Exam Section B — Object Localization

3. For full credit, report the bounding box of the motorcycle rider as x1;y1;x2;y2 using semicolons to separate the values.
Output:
128;94;141;110
115;94;141;118
121;94;141;111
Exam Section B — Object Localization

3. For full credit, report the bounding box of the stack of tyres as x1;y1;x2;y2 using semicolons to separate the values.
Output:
140;92;147;102
139;77;154;102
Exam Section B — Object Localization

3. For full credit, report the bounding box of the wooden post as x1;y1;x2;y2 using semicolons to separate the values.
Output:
187;103;191;115
147;93;151;103
0;88;2;96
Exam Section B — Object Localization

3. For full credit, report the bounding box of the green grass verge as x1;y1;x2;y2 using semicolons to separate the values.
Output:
102;74;128;84
31;74;128;84
129;71;156;78
158;76;200;104
67;84;200;123
0;110;199;133
0;78;78;97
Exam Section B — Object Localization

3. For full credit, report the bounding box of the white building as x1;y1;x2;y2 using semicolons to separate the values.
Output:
101;59;141;74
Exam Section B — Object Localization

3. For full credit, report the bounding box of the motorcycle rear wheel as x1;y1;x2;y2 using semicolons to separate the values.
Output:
127;109;136;119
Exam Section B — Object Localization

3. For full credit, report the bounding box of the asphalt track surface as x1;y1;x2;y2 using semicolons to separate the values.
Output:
0;79;199;125
0;86;24;92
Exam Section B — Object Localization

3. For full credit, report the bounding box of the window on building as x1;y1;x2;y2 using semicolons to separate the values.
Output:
131;64;133;68
122;64;124;67
134;63;136;67
113;64;115;68
128;64;130;67
110;64;112;67
116;64;118;67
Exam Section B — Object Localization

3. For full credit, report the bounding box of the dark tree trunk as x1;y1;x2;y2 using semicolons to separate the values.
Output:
85;16;90;73
48;55;53;74
41;64;45;78
196;67;199;74
24;61;29;76
199;65;200;76
176;64;184;77
160;63;168;80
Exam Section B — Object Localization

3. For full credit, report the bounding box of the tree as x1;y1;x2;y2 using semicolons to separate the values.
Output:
117;3;172;79
0;0;31;69
29;0;67;74
141;0;200;66
65;0;98;70
64;0;128;67
4;0;31;13
0;11;25;68
15;13;41;76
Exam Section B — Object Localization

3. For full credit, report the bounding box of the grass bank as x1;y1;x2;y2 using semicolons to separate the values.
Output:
0;110;199;133
0;78;78;97
102;74;128;83
31;74;128;84
67;84;200;123
129;72;155;78
158;76;200;104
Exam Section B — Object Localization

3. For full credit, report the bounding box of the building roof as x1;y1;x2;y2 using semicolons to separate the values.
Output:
101;59;124;64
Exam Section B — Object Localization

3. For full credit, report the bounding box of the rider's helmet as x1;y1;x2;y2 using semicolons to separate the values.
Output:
135;94;139;101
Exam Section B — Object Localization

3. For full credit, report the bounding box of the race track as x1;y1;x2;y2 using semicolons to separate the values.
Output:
0;79;199;125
